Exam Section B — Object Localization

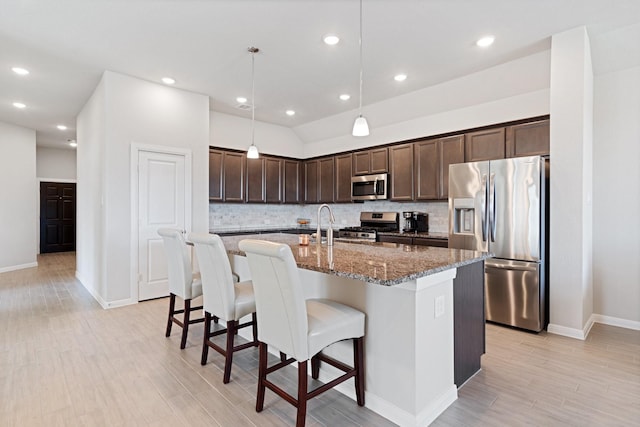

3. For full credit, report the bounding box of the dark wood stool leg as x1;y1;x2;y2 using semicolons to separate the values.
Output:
223;320;236;384
296;360;308;427
213;315;219;324
201;312;211;365
180;298;191;349
311;354;320;379
354;337;365;406
165;293;176;337
251;313;258;344
280;352;287;362
256;342;267;412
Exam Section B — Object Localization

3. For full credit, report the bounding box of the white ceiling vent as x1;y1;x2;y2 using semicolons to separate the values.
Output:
236;104;253;110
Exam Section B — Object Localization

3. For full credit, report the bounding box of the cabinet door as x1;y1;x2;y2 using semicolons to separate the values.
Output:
246;157;265;203
318;157;335;203
209;149;223;201
465;128;506;162
283;160;302;204
413;237;448;248
335;154;353;203
223;152;245;202
506;119;550;158
389;143;414;201
415;139;439;200
370;147;388;173
304;160;319;203
439;135;465;199
265;157;282;203
353;151;371;175
378;235;413;244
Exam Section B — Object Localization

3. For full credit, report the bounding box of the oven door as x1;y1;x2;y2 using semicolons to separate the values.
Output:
351;173;387;201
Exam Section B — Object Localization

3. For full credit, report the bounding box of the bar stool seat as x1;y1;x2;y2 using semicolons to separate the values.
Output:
238;238;365;427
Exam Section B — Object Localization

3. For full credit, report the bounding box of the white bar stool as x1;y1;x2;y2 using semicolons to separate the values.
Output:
238;239;365;427
189;233;258;383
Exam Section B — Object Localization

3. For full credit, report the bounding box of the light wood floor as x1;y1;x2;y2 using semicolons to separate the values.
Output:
0;252;638;426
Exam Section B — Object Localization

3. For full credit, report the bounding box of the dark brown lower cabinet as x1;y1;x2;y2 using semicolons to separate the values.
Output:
378;235;413;244
453;260;485;387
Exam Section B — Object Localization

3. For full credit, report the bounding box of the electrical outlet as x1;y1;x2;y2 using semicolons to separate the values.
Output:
435;295;445;318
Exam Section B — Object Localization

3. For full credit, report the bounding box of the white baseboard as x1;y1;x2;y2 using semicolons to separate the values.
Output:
75;270;137;309
547;316;594;340
592;314;640;331
0;261;38;274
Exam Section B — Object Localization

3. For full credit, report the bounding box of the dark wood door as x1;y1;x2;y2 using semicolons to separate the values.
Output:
40;182;76;253
304;160;319;203
246;157;265;203
439;135;465;199
465;128;506;162
389;143;414;201
223;152;245;202
506;119;550;158
283;160;302;204
318;157;335;203
335;154;352;203
265;158;282;203
415;139;439;200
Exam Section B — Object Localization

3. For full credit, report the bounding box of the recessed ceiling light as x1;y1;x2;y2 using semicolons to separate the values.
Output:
57;125;67;130
13;102;26;109
236;96;247;104
339;94;351;101
476;35;495;47
161;77;176;85
285;110;296;116
68;140;77;148
323;34;340;45
394;74;407;82
12;67;29;75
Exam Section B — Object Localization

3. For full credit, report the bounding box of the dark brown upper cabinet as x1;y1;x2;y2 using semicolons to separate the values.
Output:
209;149;223;201
414;139;439;200
265;157;282;203
389;143;415;201
353;147;388;175
465;128;506;162
318;156;335;203
283;159;302;204
222;151;245;202
335;153;353;203
506;119;550;158
245;157;265;203
439;135;465;199
304;160;319;203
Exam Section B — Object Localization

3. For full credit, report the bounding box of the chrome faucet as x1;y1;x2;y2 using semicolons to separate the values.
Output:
316;204;336;246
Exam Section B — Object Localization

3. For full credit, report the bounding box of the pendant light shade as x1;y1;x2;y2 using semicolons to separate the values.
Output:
352;115;369;136
247;46;260;158
352;0;369;137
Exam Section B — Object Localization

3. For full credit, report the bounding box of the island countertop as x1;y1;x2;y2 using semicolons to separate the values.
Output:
219;233;491;286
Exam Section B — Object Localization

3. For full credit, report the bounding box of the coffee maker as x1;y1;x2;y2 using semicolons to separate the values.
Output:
403;211;417;232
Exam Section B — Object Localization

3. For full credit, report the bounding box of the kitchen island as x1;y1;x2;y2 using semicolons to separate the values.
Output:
219;233;490;427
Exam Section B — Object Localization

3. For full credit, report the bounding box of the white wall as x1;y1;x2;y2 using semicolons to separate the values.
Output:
36;147;77;180
0;121;37;272
593;64;640;324
548;27;594;337
210;111;304;158
77;71;209;307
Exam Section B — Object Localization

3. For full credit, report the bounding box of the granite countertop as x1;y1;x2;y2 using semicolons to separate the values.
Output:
210;226;332;235
377;231;449;240
220;233;491;286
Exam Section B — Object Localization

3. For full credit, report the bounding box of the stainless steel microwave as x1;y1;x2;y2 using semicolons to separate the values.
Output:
351;173;388;201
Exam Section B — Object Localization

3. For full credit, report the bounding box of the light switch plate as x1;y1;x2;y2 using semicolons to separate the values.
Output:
435;295;445;318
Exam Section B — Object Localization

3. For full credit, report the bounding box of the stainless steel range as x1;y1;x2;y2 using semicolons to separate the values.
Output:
338;212;399;241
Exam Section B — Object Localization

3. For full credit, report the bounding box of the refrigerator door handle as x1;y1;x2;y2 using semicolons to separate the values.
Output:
489;173;496;242
481;174;488;242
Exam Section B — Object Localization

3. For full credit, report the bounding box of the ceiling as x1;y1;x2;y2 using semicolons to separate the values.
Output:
1;0;639;149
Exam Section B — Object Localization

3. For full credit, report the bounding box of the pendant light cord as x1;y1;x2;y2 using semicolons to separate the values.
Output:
358;0;363;116
251;49;256;145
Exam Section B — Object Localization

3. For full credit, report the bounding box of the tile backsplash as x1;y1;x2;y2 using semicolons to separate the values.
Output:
209;200;449;233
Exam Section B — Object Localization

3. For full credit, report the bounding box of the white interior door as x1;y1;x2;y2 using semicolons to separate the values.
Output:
138;150;188;301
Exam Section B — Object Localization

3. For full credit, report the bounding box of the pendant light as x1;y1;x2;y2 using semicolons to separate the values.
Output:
352;0;369;137
247;46;260;159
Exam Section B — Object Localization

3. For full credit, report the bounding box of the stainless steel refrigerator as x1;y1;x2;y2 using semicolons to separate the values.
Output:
448;155;548;332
